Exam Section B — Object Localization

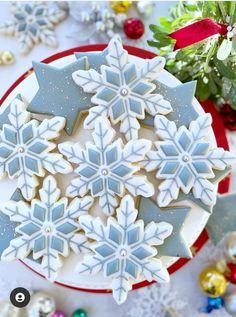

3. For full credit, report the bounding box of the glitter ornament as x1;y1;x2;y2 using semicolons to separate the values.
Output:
199;268;227;298
52;311;66;317
111;1;132;13
27;292;56;317
224;232;236;263
123;17;145;39
226;263;236;284
224;291;236;315
72;308;87;317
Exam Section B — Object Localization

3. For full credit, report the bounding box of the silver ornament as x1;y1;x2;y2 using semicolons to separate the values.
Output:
27;292;56;317
136;1;154;17
0;301;20;317
224;232;236;264
224;291;236;315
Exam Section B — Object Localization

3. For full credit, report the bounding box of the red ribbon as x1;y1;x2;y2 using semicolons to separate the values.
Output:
169;18;228;50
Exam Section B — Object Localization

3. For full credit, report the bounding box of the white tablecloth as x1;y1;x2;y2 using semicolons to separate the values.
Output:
0;2;236;316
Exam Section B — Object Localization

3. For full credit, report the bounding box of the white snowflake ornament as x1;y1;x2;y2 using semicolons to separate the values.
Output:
59;117;154;215
0;175;94;282
72;36;172;141
77;195;173;304
142;114;236;207
0;2;66;55
0;96;72;200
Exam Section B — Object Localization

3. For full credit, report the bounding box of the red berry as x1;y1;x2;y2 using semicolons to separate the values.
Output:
227;263;236;284
123;18;145;40
219;104;236;131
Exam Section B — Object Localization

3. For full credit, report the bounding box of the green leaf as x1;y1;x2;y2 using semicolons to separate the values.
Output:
214;56;236;80
229;86;236;109
197;79;212;101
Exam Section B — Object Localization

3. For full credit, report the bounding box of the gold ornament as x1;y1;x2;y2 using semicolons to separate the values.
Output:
110;1;132;13
0;51;14;65
199;267;227;298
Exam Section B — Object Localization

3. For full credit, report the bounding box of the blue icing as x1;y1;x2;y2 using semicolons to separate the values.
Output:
138;197;192;258
207;193;236;245
28;58;92;135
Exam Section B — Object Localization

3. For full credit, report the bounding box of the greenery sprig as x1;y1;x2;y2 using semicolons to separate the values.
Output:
149;1;236;109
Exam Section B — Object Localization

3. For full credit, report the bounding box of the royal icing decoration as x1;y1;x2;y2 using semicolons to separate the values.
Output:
0;176;93;282
0;96;71;200
142;114;236;207
29;57;91;135
73;36;172;141
59;117;154;215
0;2;66;55
77;195;173;304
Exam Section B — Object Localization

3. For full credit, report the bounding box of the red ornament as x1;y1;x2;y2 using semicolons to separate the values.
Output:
123;18;145;39
226;263;236;284
219;104;236;131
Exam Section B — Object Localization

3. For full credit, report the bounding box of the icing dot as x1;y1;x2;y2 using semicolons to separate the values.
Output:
101;168;109;176
45;226;52;233
120;88;129;97
120;248;127;257
182;155;190;162
18;147;25;153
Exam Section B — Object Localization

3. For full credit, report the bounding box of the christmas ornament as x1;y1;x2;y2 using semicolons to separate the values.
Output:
52;311;66;317
199;268;227;297
220;104;236;131
204;297;224;313
0;301;20;317
224;233;236;263
27;292;56;317
0;51;14;65
226;263;236;284
224;291;236;315
111;1;132;14
124;18;145;39
136;1;154;17
72;309;87;317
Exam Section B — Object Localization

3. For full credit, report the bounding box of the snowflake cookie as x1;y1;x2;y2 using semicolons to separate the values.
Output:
72;36;172;141
0;96;71;200
59;117;154;215
0;175;93;282
77;195;173;304
0;2;66;55
142;114;236;207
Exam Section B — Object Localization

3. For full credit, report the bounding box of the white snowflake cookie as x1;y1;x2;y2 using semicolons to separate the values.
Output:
0;2;66;55
77;195;173;304
72;36;172;141
59;117;154;215
0;96;72;200
0;175;93;282
142;114;236;207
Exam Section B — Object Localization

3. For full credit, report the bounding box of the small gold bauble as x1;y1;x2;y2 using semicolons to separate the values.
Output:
199;267;227;298
0;51;15;65
110;1;132;13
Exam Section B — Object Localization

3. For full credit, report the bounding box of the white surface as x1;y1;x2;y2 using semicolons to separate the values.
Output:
0;1;236;316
